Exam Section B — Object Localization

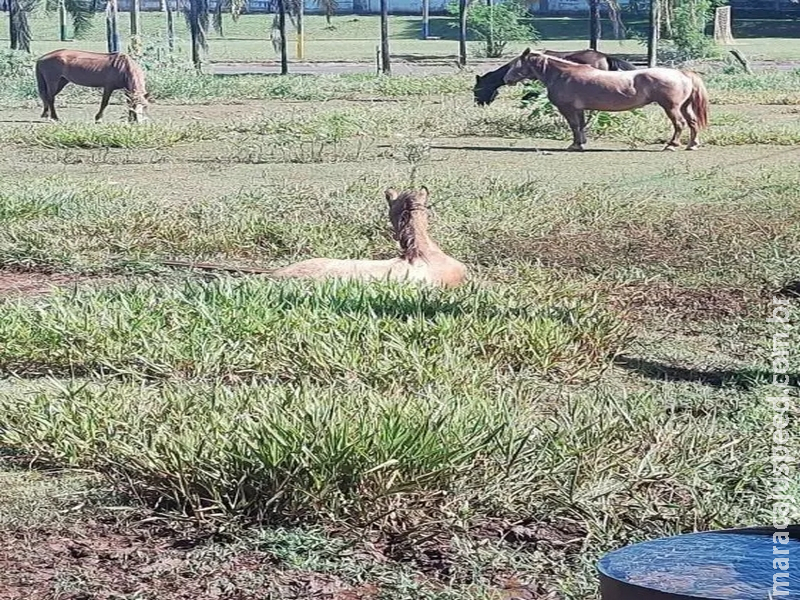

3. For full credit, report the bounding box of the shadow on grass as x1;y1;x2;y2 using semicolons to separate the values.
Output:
428;143;647;153
776;280;800;298
614;354;796;389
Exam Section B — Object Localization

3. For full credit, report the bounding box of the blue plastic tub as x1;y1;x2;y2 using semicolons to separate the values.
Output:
598;526;800;600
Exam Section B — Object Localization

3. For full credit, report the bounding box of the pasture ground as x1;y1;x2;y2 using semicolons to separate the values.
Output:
1;18;800;600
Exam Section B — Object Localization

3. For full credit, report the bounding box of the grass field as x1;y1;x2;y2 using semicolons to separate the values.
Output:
0;16;799;600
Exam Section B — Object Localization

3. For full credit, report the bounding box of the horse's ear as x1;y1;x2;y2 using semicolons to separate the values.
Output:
522;47;531;57
418;186;430;203
475;74;480;83
385;188;399;205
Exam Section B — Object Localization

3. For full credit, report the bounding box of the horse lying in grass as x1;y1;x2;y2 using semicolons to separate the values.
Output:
473;48;638;106
503;48;709;152
272;187;468;288
35;49;151;123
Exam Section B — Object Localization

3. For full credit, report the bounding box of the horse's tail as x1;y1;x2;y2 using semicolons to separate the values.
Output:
606;55;638;71
35;62;49;103
683;70;710;130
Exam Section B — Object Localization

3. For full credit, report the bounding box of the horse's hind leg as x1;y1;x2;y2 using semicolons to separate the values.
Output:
662;105;686;151
95;88;113;122
681;98;700;150
46;95;59;122
46;78;69;122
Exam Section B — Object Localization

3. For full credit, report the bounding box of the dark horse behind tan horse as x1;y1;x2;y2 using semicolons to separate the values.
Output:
504;48;709;151
473;48;637;106
35;49;151;123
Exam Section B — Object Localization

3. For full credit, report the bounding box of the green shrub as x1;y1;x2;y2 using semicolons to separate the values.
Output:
664;0;721;61
447;0;538;58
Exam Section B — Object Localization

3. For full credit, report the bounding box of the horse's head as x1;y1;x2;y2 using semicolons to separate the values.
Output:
385;187;429;243
126;91;151;123
473;74;499;106
504;48;542;86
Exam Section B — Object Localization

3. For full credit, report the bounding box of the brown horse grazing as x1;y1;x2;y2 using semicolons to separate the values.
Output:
503;48;709;152
272;187;467;288
473;48;638;106
35;49;151;123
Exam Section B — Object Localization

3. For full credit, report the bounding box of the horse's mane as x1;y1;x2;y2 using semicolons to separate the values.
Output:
111;53;146;99
391;190;430;262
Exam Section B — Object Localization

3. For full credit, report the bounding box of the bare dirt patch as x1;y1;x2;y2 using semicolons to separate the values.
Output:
0;518;374;600
0;271;116;300
0;513;572;600
604;282;764;323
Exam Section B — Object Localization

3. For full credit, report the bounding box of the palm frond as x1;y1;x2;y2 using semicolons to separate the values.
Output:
603;0;626;39
230;0;245;21
182;0;209;52
314;0;337;21
212;0;226;35
9;0;36;53
64;0;95;38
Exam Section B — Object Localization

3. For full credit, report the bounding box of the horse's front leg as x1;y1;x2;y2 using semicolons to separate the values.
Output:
663;106;686;151
95;88;113;122
557;106;585;151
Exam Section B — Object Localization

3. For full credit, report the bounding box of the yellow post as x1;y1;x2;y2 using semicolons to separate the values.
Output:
296;1;305;59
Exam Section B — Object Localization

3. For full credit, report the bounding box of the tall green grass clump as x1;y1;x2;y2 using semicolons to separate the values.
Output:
0;276;631;523
4;121;221;149
0;379;535;522
0;277;630;384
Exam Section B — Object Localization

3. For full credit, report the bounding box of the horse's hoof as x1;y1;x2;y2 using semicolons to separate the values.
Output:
663;145;679;152
567;144;585;152
686;144;700;151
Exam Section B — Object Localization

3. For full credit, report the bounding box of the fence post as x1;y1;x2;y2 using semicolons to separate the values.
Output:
647;0;659;67
59;0;68;41
380;0;391;74
589;0;600;50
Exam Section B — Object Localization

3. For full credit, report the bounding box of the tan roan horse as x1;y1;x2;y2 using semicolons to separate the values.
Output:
504;48;710;151
272;187;467;287
35;49;151;123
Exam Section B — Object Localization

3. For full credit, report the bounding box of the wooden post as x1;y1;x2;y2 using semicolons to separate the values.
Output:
9;0;18;50
130;0;140;38
188;0;201;70
647;0;659;67
296;0;304;59
380;0;390;74
278;0;289;74
106;0;120;53
487;0;494;56
130;0;141;56
589;0;600;50
59;0;68;41
458;0;467;66
421;0;429;39
166;0;175;52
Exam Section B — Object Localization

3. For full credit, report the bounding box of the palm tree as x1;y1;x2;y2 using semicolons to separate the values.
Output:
184;0;209;71
8;0;94;52
314;0;336;27
213;0;245;37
